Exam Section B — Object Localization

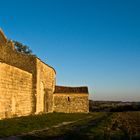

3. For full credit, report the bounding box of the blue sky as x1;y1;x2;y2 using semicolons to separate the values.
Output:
0;0;140;101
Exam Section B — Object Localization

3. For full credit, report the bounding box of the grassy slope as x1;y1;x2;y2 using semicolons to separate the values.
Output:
1;112;139;140
22;112;107;140
62;111;140;140
0;112;105;138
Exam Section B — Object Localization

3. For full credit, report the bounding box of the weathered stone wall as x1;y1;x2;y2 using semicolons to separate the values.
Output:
36;59;56;113
0;30;89;118
0;31;56;117
0;44;37;113
0;62;33;119
53;93;89;113
0;44;36;73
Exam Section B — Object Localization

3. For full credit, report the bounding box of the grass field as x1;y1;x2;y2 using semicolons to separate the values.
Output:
0;112;105;138
0;112;140;140
58;111;140;140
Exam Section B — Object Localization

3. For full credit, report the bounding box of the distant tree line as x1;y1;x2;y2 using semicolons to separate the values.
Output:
110;104;140;112
89;100;140;112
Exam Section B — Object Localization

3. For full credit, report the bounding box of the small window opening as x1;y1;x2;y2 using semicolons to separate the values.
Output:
68;97;70;102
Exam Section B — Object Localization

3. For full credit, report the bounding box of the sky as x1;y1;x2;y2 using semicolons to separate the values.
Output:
0;0;140;101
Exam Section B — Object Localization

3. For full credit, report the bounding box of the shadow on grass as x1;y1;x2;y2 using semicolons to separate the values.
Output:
21;113;111;140
21;112;140;140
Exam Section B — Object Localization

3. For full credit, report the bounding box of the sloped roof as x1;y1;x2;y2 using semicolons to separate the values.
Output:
54;86;89;94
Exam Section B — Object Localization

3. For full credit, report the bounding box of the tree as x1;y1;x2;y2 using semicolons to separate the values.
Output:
13;40;32;54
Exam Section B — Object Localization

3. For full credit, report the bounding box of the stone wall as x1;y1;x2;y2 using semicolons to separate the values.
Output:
0;29;89;119
0;30;56;118
0;43;37;113
0;62;33;119
0;44;36;73
53;93;89;113
36;59;56;113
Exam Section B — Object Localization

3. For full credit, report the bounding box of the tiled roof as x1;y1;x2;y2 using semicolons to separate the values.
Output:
54;86;88;94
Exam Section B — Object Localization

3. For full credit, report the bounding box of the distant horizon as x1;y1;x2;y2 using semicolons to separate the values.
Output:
89;99;140;102
0;0;140;101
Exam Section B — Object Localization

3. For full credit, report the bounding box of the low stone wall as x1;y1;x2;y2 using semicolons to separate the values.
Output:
0;62;33;119
53;93;89;113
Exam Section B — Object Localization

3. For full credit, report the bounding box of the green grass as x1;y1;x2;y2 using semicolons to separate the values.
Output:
3;112;139;140
32;112;139;140
21;112;108;140
69;111;140;140
0;112;104;138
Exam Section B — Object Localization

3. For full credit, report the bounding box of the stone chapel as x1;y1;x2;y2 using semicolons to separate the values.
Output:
0;29;89;119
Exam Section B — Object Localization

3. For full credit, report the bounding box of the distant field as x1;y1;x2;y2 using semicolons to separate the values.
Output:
57;111;140;140
0;112;140;140
104;111;140;140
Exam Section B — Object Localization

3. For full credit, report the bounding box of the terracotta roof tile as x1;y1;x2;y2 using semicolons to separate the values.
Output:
54;86;88;94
